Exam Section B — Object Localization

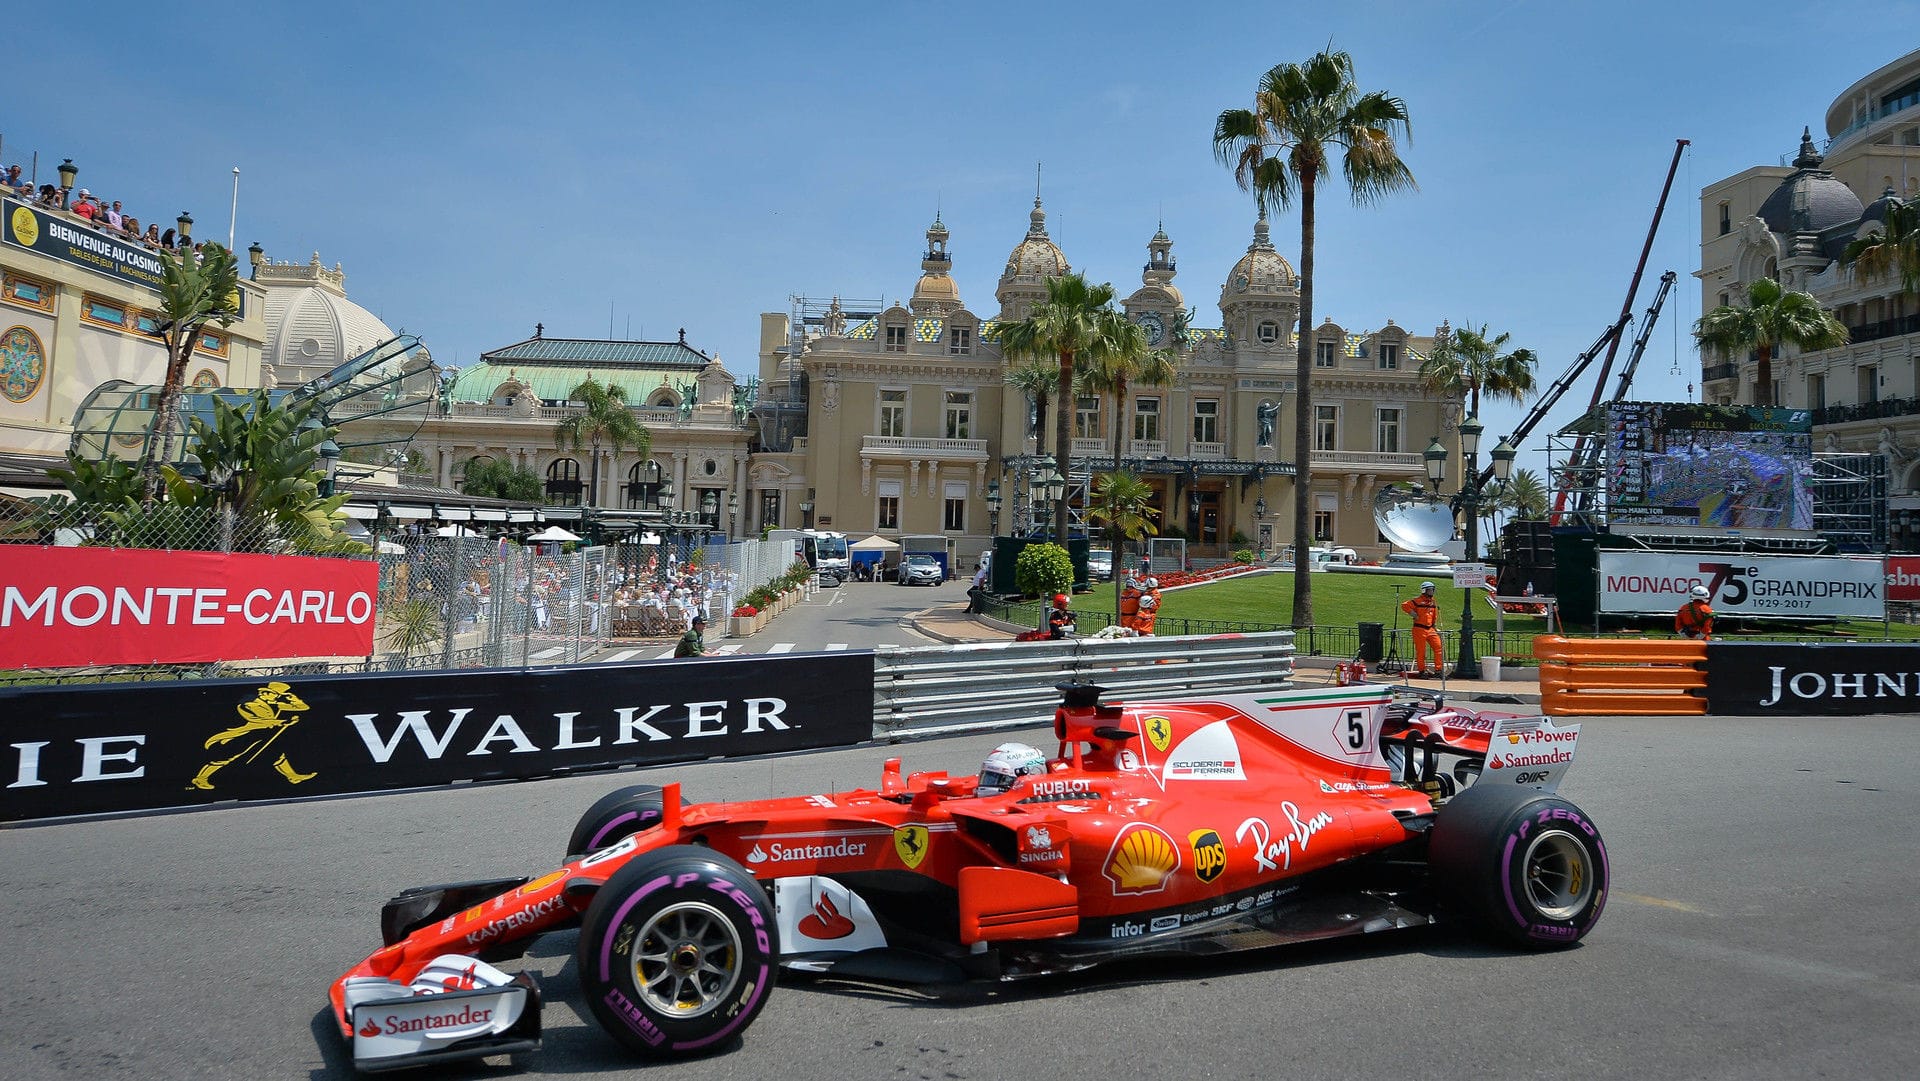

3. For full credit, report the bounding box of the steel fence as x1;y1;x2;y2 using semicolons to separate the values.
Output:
1;498;803;685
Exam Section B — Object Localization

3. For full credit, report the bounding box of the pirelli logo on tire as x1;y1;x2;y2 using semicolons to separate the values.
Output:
1188;828;1226;883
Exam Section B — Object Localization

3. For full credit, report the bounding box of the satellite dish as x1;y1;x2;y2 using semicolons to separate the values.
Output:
1374;485;1456;554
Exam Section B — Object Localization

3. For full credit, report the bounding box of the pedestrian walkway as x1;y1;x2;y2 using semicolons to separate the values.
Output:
590;641;857;662
908;602;1541;705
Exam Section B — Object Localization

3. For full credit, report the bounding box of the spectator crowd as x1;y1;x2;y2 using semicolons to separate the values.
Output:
5;160;201;254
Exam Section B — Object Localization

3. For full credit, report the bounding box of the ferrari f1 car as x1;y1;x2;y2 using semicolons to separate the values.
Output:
330;682;1607;1072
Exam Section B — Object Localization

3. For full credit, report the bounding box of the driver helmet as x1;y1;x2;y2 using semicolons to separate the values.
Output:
977;742;1048;796
1144;578;1158;589
1690;585;1710;599
1421;581;1435;593
1052;593;1069;607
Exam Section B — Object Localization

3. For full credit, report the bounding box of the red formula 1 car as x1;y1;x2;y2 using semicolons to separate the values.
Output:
330;682;1608;1072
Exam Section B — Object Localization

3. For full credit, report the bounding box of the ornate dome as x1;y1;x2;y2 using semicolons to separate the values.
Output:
1224;213;1297;295
1862;185;1904;225
1002;197;1070;280
911;213;964;316
255;252;404;386
1756;128;1864;236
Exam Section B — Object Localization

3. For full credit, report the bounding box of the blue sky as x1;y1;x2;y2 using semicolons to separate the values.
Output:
6;1;1916;474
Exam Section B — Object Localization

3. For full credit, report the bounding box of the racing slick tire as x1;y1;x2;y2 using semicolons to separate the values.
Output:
567;784;674;861
576;846;777;1058
1427;783;1608;950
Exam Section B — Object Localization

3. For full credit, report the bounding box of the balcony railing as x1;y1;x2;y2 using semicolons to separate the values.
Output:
1311;449;1422;471
442;401;689;425
1813;395;1920;425
1846;313;1920;345
860;435;990;459
1071;437;1109;456
1702;363;1739;383
1127;439;1167;457
1189;441;1226;459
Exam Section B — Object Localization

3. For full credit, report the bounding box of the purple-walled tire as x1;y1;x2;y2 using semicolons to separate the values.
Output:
1428;783;1609;949
567;785;673;861
577;846;778;1058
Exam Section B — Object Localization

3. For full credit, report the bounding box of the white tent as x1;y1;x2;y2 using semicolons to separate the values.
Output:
849;534;900;552
527;525;581;542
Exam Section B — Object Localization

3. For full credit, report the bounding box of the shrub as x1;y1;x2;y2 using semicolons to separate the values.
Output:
1233;548;1255;564
1014;542;1073;598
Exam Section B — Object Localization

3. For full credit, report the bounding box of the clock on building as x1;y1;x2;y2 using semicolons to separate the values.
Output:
1138;311;1166;346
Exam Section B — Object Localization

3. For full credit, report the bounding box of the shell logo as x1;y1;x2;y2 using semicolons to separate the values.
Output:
1102;823;1178;895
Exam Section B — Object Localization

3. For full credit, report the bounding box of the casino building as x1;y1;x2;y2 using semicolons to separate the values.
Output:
747;200;1455;566
1698;47;1920;551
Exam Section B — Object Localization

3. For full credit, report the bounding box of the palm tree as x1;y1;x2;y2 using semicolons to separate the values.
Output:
995;273;1124;542
1842;195;1920;296
145;243;242;502
1214;48;1416;628
461;456;544;502
552;377;651;508
1506;468;1548;521
1081;314;1178;470
1086;470;1159;621
1004;359;1058;456
1418;323;1538;416
1694;278;1849;407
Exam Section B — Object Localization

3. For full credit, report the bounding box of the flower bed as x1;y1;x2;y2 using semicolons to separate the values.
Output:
1153;563;1265;590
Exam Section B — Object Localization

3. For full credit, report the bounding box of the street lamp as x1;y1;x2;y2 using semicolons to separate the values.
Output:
1254;495;1267;520
986;479;1001;537
248;241;265;279
727;490;739;537
57;159;77;207
799;499;814;529
1038;461;1066;538
1425;416;1514;679
176;211;193;244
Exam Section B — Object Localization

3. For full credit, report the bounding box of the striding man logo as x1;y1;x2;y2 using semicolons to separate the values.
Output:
188;682;317;791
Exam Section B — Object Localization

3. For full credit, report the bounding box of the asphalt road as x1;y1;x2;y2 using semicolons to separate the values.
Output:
4;707;1915;1080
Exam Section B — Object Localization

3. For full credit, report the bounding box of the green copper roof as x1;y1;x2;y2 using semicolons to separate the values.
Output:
450;361;694;405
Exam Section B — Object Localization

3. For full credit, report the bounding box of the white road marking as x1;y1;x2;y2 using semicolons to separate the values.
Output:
826;643;849;651
766;642;796;654
530;647;567;660
603;649;641;663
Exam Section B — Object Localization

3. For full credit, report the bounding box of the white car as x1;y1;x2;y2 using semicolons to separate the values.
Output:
897;554;943;586
1087;549;1114;580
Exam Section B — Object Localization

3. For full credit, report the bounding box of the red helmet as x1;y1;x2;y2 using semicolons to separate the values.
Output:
1052;593;1069;607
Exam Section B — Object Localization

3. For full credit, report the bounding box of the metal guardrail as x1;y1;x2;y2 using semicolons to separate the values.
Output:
872;630;1296;740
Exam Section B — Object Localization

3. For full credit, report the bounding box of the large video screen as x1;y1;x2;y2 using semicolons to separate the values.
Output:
1606;403;1813;530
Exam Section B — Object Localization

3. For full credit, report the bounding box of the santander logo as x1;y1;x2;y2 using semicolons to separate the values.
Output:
796;892;856;940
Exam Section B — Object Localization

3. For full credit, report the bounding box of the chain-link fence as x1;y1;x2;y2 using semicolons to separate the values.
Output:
1;498;806;686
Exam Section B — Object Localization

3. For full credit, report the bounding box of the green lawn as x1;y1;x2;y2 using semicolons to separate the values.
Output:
1007;568;1920;654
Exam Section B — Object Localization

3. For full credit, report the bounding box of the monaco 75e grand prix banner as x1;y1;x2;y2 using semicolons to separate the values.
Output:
0;652;876;822
1596;551;1884;620
0;546;378;668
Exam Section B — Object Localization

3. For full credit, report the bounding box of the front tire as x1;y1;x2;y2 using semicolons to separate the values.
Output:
568;784;672;861
1428;783;1608;949
577;846;777;1058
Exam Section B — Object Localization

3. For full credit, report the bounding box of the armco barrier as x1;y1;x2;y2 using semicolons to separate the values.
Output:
873;631;1296;739
1535;635;1707;716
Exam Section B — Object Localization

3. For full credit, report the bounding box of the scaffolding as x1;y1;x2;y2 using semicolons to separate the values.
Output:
751;295;887;453
1545;427;1887;554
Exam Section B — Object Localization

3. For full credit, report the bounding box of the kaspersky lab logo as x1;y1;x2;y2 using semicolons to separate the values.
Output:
188;681;317;791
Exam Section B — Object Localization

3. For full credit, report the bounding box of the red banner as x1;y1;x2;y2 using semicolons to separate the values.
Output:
1889;556;1920;602
0;547;378;669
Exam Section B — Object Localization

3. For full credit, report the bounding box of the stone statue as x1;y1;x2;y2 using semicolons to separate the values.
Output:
1256;399;1278;448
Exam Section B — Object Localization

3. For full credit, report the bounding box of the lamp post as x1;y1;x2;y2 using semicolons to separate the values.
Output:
248;241;264;280
727;490;738;538
1038;459;1066;540
986;479;1001;538
57;159;77;207
176;211;193;247
1424;416;1515;679
799;499;814;529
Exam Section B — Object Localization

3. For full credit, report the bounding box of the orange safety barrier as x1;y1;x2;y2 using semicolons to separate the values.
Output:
1533;635;1708;716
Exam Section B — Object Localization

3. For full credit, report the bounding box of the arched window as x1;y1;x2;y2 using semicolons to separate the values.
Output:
545;458;583;506
625;459;665;508
647;388;677;409
458;454;493;484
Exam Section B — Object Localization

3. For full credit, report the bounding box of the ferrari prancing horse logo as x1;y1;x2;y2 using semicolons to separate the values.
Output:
893;825;930;869
1144;715;1172;753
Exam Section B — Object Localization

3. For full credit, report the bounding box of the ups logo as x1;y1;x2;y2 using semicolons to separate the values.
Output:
1188;828;1226;883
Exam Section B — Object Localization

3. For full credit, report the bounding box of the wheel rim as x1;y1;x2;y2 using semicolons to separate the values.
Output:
629;900;742;1019
1521;829;1593;921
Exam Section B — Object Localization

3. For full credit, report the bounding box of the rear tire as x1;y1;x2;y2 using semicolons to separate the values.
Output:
1428;783;1608;949
576;846;776;1058
568;785;672;861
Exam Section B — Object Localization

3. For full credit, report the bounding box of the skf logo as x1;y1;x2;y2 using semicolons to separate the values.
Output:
1103;823;1178;895
1188;828;1226;883
893;825;930;869
1144;715;1173;753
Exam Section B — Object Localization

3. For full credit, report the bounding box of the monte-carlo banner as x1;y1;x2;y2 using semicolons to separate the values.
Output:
0;547;378;669
3;197;169;290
